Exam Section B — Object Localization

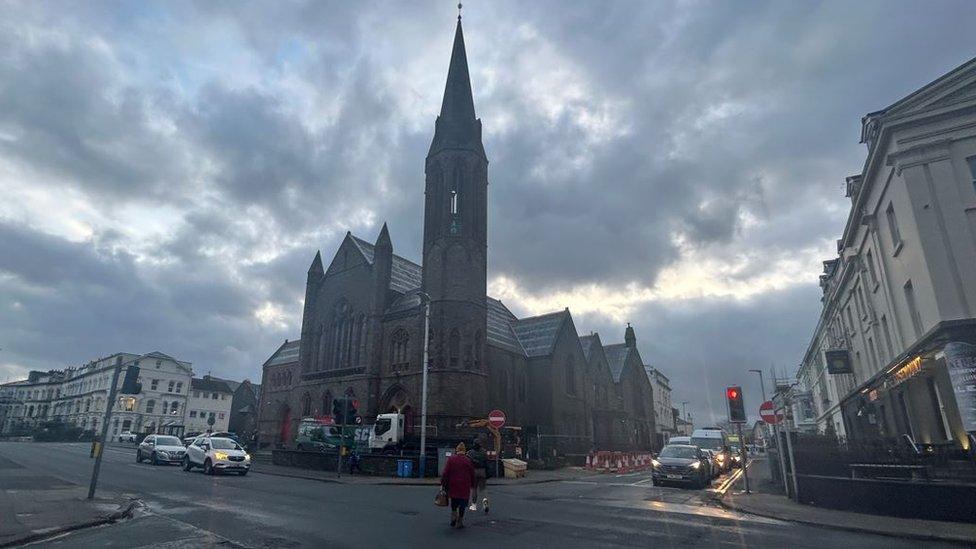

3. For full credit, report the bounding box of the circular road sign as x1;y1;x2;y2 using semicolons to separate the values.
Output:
488;409;506;428
355;416;363;425
760;400;783;424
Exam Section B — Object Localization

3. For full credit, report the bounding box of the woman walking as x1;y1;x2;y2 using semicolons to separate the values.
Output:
440;442;476;528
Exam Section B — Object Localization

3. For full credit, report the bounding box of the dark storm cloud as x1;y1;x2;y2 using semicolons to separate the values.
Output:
0;0;972;402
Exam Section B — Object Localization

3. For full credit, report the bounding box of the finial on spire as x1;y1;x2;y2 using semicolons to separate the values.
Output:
458;3;462;20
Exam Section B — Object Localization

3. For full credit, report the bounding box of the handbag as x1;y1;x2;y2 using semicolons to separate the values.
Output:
434;488;448;507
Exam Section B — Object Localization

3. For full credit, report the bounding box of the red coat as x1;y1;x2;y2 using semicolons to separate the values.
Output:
441;454;476;499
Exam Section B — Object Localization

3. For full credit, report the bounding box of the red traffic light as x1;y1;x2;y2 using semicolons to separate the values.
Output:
727;387;740;400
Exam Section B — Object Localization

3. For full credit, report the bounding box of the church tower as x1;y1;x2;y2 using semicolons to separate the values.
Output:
421;16;488;419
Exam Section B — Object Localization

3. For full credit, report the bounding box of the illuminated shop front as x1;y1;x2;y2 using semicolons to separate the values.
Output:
841;321;976;451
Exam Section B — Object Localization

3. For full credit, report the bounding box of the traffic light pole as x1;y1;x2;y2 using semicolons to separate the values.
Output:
88;360;123;499
736;422;750;494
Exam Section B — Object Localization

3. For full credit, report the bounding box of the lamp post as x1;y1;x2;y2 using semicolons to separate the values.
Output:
418;291;432;478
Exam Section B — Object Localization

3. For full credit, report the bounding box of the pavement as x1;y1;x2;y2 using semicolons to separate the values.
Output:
0;451;136;547
719;457;976;545
0;442;961;548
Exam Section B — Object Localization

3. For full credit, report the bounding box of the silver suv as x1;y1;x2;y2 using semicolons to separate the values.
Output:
183;436;250;476
137;435;187;465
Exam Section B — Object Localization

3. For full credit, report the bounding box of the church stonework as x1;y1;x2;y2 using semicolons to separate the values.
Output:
259;19;657;453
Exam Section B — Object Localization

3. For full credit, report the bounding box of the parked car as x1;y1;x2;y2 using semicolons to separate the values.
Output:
137;435;187;465
183;436;250;476
651;444;711;488
118;431;137;443
183;432;203;446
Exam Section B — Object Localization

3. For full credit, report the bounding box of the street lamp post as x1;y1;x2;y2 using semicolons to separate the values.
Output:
418;292;432;479
680;401;688;431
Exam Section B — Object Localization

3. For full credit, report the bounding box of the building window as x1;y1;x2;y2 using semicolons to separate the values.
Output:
170;401;179;414
212;393;218;400
176;382;183;393
218;412;225;420
904;280;923;338
865;250;879;288
301;393;311;417
145;400;156;414
880;315;894;361
886;203;902;252
845;306;855;334
189;411;197;418
151;379;159;391
473;330;482;369
168;381;175;393
390;329;410;366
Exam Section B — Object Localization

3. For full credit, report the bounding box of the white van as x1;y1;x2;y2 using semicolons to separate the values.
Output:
690;428;731;472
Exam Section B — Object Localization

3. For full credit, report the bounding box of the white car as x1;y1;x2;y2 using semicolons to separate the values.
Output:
137;434;187;465
183;436;251;476
118;431;137;443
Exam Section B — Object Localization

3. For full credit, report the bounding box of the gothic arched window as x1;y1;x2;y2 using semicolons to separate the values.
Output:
301;393;311;417
450;164;461;215
322;391;333;416
391;329;410;366
449;329;460;368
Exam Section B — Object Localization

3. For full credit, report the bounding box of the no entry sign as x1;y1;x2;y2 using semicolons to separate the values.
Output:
488;409;506;428
760;400;783;424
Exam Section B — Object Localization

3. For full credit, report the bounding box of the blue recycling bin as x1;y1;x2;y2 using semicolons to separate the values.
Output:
396;459;413;478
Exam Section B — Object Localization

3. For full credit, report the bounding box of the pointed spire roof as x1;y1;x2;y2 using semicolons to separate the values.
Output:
375;222;391;247
308;250;324;275
439;19;476;122
428;18;485;159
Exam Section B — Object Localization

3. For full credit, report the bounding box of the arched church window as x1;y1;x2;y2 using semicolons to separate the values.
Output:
322;391;333;416
450;164;461;215
390;329;410;366
301;393;311;417
449;329;460;368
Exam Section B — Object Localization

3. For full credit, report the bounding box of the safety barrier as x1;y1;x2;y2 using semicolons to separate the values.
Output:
585;451;656;473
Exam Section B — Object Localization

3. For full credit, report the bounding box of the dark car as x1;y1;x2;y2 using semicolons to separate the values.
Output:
651;444;710;488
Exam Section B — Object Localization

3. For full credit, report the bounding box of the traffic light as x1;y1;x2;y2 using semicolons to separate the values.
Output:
119;365;142;394
332;398;345;424
727;386;746;423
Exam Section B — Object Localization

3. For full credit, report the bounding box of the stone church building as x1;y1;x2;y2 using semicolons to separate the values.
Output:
258;19;657;454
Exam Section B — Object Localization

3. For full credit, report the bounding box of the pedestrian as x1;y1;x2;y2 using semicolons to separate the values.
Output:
440;442;476;529
466;440;489;513
348;449;362;475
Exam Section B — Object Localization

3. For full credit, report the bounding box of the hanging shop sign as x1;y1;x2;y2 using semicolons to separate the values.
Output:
825;349;853;375
945;342;976;432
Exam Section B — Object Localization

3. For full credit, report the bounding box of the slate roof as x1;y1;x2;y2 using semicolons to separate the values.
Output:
191;376;234;394
486;297;524;354
351;236;423;293
604;344;631;383
512;310;569;357
579;334;601;360
265;339;300;368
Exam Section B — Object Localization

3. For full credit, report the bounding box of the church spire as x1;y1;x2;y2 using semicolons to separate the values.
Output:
439;18;476;122
428;16;484;158
308;250;324;276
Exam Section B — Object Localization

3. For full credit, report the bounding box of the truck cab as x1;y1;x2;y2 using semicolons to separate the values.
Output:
370;413;404;452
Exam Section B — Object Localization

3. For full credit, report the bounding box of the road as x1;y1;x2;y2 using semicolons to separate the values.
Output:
0;442;953;548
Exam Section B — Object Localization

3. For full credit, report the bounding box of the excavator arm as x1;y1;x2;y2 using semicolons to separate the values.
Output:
455;418;502;457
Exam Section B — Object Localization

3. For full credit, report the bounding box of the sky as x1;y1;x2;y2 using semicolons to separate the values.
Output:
0;0;973;425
